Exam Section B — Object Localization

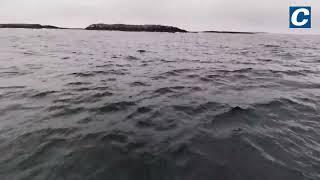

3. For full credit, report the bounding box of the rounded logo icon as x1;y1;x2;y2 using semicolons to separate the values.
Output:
289;6;311;28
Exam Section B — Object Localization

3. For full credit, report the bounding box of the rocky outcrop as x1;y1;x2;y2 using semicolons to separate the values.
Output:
85;24;187;33
0;24;62;29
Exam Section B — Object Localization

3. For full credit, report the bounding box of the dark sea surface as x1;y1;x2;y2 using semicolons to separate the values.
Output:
0;29;319;180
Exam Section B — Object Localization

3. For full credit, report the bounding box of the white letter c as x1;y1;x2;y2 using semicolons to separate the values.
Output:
291;8;310;26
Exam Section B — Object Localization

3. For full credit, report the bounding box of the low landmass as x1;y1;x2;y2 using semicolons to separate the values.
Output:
85;24;188;33
0;23;260;34
202;31;256;34
0;24;64;29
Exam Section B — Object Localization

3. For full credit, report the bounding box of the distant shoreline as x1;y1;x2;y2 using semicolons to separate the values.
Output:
0;24;65;29
0;23;258;34
201;31;256;34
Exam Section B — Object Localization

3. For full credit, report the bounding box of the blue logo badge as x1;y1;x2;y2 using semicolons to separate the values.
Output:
289;6;311;28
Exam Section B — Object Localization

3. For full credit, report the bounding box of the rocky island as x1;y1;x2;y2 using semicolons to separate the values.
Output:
0;24;63;29
85;24;187;33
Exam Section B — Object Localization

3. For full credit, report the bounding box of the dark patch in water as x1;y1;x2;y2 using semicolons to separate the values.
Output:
137;50;147;53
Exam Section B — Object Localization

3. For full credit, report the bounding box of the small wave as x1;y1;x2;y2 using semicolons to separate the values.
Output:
127;106;153;119
161;69;193;76
71;72;95;77
91;91;113;98
173;102;227;115
126;56;140;60
0;71;30;77
1;104;41;114
0;86;26;89
135;114;178;131
22;51;36;55
130;81;150;87
20;127;78;139
269;70;306;76
215;68;254;74
100;131;130;144
51;107;85;117
94;101;136;113
96;64;114;68
154;87;175;94
211;106;257;127
137;50;147;53
186;74;200;78
70;70;127;77
160;59;177;63
32;91;57;98
257;58;273;62
67;82;92;86
262;44;281;48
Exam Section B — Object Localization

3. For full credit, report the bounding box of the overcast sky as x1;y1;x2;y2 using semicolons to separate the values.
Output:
0;0;319;33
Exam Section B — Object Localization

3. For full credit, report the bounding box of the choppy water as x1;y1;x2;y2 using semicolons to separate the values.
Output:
0;29;320;180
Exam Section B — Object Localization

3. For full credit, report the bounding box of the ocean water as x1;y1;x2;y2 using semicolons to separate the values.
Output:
0;29;319;180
